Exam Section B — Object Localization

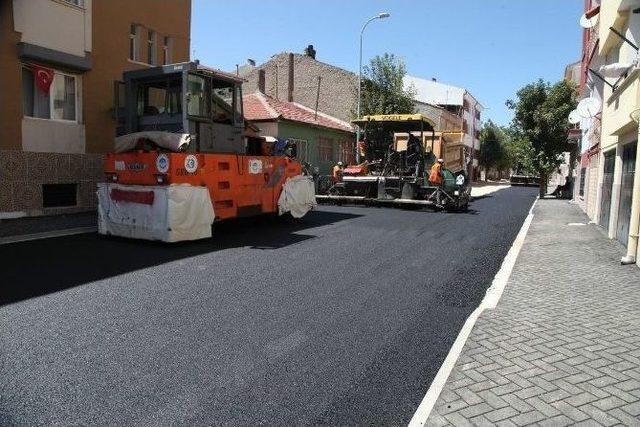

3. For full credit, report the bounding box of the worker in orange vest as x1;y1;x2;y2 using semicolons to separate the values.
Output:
332;161;344;183
429;159;444;186
429;159;445;208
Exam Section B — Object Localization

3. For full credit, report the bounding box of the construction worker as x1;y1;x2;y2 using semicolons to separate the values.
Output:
332;161;344;183
429;159;445;208
429;158;445;186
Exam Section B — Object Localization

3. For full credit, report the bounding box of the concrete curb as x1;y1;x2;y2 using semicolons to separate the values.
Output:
408;197;538;426
0;227;97;245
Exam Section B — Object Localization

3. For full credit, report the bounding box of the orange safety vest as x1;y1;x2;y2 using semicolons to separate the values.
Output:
429;163;443;185
332;165;343;181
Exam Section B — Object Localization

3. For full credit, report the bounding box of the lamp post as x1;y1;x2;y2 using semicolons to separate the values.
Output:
356;12;390;163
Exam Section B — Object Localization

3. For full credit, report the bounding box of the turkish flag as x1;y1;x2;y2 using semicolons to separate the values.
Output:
32;65;54;94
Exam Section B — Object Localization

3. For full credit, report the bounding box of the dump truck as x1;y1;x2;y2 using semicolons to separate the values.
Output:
98;61;315;242
316;114;471;211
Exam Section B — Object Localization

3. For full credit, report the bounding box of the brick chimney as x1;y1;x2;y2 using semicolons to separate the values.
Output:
258;69;266;93
287;53;294;102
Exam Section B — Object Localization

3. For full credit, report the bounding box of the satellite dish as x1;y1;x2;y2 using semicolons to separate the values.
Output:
579;12;598;29
577;97;600;118
599;62;634;78
568;109;581;125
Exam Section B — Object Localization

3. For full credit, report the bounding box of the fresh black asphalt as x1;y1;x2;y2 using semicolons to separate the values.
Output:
0;186;537;425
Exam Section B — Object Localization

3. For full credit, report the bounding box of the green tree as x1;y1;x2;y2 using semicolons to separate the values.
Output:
506;79;577;195
358;53;416;116
478;121;506;177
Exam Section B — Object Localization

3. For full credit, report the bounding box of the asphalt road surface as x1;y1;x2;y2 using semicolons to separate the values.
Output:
0;186;537;425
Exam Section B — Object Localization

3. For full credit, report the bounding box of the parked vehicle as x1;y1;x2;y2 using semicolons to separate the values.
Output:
316;114;471;211
98;61;315;242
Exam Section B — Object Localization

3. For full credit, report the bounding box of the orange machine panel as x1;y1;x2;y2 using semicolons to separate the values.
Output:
104;152;302;221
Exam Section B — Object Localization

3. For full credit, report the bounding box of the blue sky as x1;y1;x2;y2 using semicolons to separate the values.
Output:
191;0;582;126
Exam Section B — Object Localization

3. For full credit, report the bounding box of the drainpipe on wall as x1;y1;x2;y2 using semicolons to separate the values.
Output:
621;110;640;265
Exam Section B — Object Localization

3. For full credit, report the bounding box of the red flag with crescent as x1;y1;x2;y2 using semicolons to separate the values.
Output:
32;65;54;94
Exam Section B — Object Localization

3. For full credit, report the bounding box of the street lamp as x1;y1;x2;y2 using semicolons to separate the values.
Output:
356;12;390;163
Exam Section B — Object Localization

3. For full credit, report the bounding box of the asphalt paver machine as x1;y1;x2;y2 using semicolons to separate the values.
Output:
316;114;470;211
98;61;315;242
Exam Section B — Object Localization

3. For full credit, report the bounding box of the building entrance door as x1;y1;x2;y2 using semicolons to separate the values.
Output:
599;151;615;230
616;142;637;246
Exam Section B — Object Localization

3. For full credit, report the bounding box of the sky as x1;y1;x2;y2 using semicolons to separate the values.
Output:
191;0;583;126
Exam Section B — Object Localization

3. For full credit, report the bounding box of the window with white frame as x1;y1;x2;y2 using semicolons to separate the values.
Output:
22;66;78;122
318;136;335;162
129;24;140;61
60;0;85;7
163;36;173;65
147;30;157;65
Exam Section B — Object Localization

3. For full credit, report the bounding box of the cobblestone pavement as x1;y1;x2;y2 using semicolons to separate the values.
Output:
427;199;640;426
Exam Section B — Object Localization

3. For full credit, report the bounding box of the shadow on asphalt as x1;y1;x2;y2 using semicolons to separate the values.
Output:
471;194;494;201
0;210;361;307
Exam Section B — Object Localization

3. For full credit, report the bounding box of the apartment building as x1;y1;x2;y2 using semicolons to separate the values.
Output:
403;75;483;180
0;0;190;217
574;0;640;267
571;1;603;221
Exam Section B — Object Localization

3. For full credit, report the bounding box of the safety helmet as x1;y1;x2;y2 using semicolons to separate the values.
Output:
437;158;444;163
337;161;343;166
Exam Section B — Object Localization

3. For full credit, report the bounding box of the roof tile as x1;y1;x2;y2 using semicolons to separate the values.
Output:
243;92;354;133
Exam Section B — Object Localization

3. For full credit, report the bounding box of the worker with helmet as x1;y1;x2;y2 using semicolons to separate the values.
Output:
429;158;445;208
332;161;345;183
429;158;445;186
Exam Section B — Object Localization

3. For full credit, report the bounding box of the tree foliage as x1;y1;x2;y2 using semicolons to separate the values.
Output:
478;121;506;171
358;53;416;117
506;79;577;191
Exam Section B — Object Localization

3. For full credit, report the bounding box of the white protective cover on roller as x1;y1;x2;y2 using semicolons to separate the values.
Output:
278;175;316;218
114;132;191;153
97;183;215;242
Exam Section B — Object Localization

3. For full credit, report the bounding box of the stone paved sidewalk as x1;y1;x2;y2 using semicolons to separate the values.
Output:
427;200;640;426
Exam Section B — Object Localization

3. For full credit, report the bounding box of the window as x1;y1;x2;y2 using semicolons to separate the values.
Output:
212;87;233;124
129;24;139;61
211;80;241;124
186;74;208;117
163;36;173;65
61;0;84;7
22;66;77;122
136;78;182;117
147;30;156;65
579;168;586;197
318;137;334;162
51;74;76;120
338;140;355;164
288;138;309;163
